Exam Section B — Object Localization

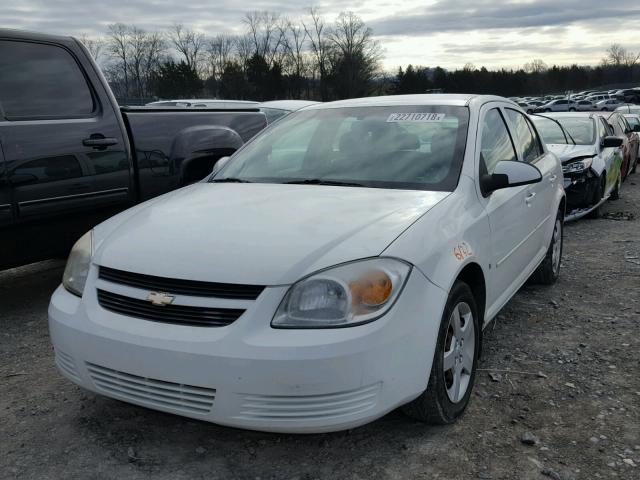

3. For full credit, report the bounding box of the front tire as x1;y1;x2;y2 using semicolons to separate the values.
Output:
531;210;563;285
402;281;480;425
610;173;621;200
587;177;606;219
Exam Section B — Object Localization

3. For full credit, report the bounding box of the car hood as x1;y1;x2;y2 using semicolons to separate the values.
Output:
546;144;596;163
94;183;448;285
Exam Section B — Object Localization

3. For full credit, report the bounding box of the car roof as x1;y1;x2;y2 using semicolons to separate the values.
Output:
536;112;598;119
258;100;319;111
304;94;509;110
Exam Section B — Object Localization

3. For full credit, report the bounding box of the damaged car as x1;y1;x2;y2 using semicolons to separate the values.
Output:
531;113;623;220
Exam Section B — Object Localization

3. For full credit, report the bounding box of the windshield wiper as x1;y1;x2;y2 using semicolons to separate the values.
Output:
211;177;253;183
283;179;366;187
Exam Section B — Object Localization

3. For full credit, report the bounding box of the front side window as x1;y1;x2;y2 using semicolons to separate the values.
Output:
505;109;541;162
215;106;470;191
0;40;94;119
479;108;517;175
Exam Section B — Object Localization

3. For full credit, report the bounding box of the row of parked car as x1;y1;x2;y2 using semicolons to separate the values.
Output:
527;107;640;220
512;87;640;114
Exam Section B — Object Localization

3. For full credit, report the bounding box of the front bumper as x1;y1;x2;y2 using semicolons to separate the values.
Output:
563;169;599;210
49;267;446;433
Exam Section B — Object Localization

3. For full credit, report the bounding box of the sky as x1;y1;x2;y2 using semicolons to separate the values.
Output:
2;0;640;71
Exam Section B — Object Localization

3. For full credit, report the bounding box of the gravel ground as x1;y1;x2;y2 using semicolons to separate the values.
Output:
1;180;639;480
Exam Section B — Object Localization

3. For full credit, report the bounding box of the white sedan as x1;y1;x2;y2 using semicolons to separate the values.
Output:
49;94;565;433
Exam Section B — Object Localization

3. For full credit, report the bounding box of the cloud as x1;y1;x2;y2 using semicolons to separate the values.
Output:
369;0;640;35
1;0;638;69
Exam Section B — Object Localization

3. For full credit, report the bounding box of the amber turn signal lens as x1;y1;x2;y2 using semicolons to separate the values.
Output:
349;270;393;307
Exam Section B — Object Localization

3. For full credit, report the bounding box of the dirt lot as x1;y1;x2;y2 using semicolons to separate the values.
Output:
2;180;639;480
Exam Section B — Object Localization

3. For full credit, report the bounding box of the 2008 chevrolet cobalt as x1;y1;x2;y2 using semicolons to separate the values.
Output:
49;95;565;433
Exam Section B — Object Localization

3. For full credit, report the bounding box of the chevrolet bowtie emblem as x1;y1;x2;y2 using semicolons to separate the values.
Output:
146;292;175;306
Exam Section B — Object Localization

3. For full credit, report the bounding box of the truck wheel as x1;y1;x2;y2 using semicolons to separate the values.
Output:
402;281;480;425
531;210;563;285
587;177;605;219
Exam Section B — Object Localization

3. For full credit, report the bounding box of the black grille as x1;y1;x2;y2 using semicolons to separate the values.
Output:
97;289;244;327
99;266;264;300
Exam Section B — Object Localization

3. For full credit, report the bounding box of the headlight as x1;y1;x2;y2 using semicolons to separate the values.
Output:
62;230;94;297
272;258;411;328
562;157;594;174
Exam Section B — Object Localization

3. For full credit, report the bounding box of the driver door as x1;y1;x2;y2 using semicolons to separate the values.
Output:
476;106;537;309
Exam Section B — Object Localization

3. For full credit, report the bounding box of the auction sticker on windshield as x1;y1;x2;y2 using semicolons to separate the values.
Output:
386;113;446;122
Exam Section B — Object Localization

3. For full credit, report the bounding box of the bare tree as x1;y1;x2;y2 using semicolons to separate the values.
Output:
168;23;205;73
79;34;104;63
235;34;254;71
524;59;548;74
328;11;382;98
129;27;165;98
603;43;640;67
303;7;331;100
281;19;308;98
206;34;236;80
107;23;131;97
243;11;287;67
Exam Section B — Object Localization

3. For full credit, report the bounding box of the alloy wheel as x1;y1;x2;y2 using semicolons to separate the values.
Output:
443;302;475;403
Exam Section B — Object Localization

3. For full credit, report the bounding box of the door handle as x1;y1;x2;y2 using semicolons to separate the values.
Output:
549;174;557;183
525;192;536;205
83;135;119;150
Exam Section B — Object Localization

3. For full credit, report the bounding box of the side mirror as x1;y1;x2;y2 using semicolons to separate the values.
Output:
480;160;542;196
601;136;623;148
210;156;230;176
633;125;640;133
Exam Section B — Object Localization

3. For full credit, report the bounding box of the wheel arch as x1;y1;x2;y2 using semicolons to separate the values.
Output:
454;262;486;328
453;261;486;357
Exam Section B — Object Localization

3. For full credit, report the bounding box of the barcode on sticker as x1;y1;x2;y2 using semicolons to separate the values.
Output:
386;113;446;123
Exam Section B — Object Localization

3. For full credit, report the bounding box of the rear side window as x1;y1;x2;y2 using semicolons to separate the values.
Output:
505;109;542;162
480;108;517;174
0;40;94;119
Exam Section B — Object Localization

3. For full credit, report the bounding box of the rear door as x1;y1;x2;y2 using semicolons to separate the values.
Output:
0;37;131;267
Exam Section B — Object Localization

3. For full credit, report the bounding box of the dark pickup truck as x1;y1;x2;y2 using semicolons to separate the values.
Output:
0;30;266;270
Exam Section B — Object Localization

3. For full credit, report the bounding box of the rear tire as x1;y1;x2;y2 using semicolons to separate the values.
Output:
531;210;563;285
402;281;480;425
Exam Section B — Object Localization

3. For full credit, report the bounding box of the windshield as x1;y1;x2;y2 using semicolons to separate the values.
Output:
213;105;470;191
531;116;568;144
554;117;595;145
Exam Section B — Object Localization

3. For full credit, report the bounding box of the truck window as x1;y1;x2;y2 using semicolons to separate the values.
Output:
0;40;95;119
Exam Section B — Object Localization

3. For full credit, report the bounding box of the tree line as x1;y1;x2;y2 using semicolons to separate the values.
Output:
85;9;382;102
81;11;640;103
393;45;640;98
